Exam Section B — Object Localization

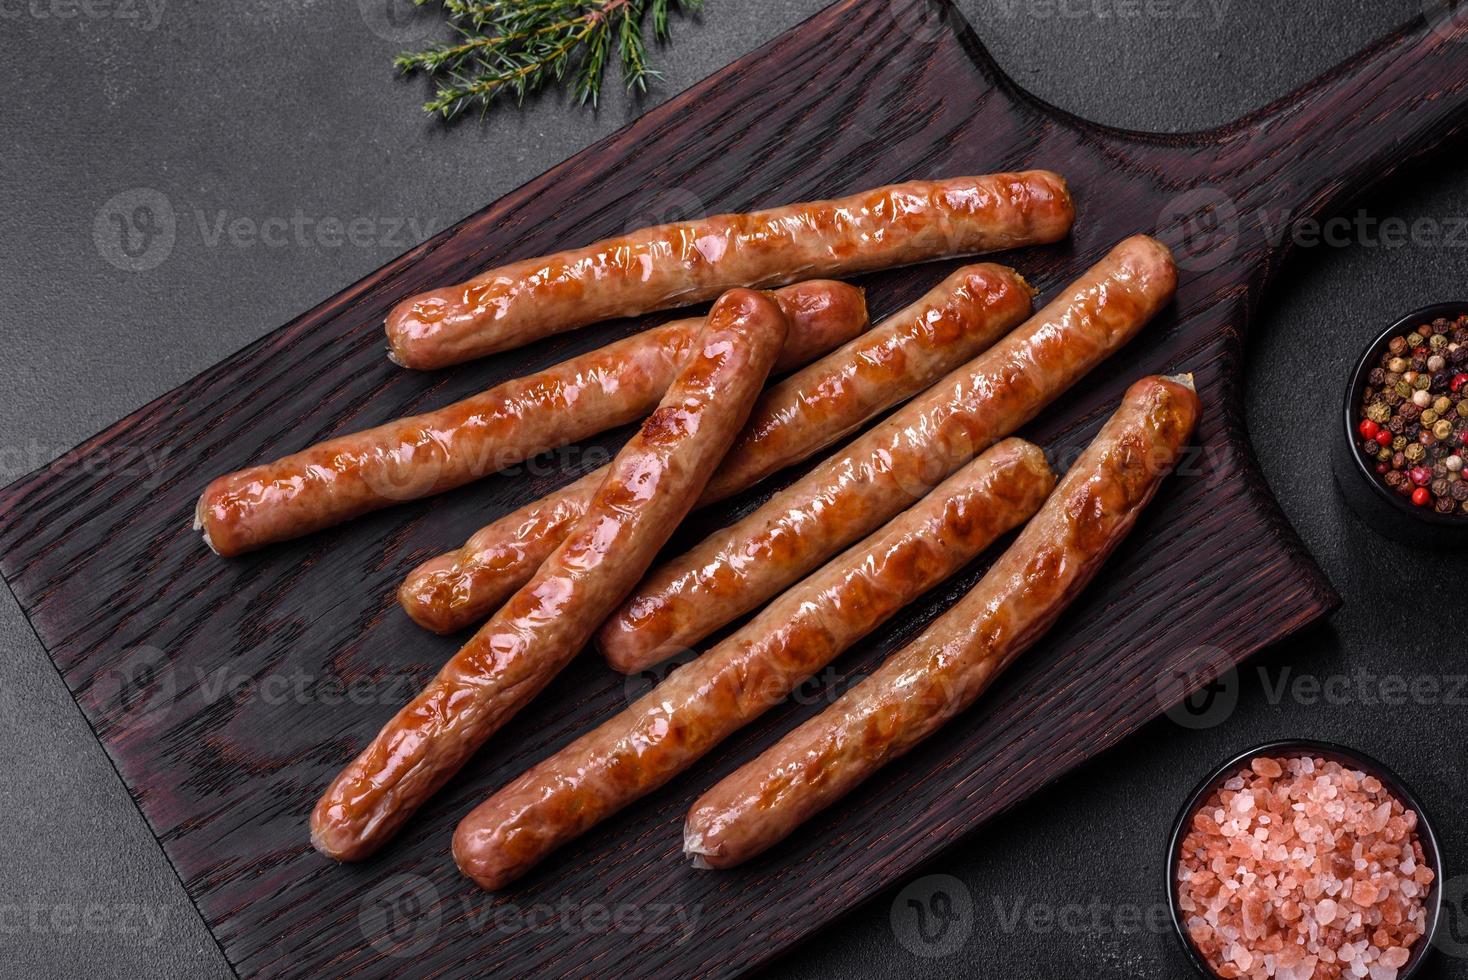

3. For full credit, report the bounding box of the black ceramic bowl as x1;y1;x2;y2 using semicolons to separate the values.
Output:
1166;739;1444;979
1332;302;1468;549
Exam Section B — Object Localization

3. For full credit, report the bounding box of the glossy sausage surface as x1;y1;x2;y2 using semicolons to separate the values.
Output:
683;374;1202;868
195;280;862;557
386;172;1073;368
450;439;1053;890
309;289;788;861
400;263;1035;635
596;236;1179;670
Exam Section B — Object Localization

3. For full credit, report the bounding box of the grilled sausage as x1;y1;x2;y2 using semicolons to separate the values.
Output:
683;374;1202;868
385;172;1074;368
596;235;1178;671
309;289;788;861
450;439;1053;890
400;263;1035;635
195;280;863;557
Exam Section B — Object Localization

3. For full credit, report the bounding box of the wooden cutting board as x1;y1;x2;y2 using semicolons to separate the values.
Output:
4;1;1467;975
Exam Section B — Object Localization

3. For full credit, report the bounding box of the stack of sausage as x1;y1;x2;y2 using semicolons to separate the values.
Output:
193;171;1200;889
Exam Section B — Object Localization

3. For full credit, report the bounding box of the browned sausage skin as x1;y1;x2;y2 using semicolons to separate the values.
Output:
385;172;1074;369
450;439;1053;890
596;235;1179;672
309;289;788;862
399;263;1035;635
195;280;863;557
683;374;1202;869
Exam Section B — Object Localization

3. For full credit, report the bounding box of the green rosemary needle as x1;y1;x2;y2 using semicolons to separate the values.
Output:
396;0;705;118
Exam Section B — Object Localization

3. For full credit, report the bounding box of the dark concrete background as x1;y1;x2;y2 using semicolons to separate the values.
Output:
2;1;1466;977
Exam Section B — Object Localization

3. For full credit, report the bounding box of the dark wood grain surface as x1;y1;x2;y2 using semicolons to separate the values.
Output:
2;1;1466;976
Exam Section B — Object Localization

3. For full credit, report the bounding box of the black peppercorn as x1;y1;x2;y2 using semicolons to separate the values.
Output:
1358;322;1468;517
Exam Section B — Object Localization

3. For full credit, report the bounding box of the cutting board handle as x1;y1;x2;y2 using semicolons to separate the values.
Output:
1173;11;1468;280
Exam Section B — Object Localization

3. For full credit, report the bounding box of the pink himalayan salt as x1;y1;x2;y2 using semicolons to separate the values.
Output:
1177;755;1432;979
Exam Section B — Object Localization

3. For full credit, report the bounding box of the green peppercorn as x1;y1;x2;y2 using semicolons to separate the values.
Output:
1459;400;1468;418
1416;374;1433;391
1406;443;1427;462
1397;381;1414;398
1388;357;1409;374
1436;396;1454;415
1423;409;1440;426
1407;332;1425;347
1368;401;1392;423
1436;419;1455;440
1431;333;1449;351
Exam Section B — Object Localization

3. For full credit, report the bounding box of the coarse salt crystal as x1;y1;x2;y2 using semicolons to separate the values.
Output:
1175;755;1430;980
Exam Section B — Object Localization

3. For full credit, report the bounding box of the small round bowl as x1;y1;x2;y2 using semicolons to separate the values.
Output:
1166;739;1444;979
1332;302;1468;549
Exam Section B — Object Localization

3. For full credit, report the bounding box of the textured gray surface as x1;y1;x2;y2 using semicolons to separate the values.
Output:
1;1;1465;977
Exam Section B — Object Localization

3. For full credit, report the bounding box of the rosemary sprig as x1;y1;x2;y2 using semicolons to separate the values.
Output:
396;0;704;119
